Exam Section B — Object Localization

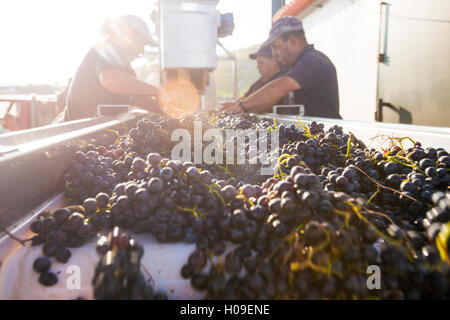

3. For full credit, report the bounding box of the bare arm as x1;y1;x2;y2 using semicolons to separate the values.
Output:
223;76;301;113
131;95;161;113
99;68;160;97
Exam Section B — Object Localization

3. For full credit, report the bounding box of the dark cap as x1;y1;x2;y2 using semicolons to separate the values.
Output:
249;43;273;60
265;16;304;46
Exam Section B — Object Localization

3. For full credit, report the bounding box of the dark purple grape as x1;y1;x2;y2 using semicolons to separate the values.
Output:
39;272;58;286
33;257;51;273
148;178;163;193
95;193;110;208
82;198;97;215
221;185;237;201
56;248;72;263
147;153;162;166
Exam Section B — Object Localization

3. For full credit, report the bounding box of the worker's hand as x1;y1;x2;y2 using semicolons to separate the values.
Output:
131;95;162;114
221;101;235;110
221;101;244;114
224;104;244;114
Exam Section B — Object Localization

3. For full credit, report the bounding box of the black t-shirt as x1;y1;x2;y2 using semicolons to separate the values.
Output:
244;69;288;106
64;43;135;121
244;77;267;98
286;44;341;119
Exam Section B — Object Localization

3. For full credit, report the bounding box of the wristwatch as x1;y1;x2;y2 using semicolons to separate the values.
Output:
238;99;248;113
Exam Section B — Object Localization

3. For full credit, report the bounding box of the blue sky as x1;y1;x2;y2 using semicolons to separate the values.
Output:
0;0;272;85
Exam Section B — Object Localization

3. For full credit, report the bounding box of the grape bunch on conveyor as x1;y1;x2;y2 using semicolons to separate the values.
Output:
93;227;168;300
27;112;449;299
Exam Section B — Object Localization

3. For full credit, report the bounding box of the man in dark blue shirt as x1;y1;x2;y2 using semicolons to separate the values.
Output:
223;16;341;119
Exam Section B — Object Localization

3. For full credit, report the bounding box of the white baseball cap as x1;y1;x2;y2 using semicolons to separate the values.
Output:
116;15;159;47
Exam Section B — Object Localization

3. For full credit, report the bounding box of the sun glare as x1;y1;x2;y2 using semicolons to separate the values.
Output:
159;77;200;117
0;0;271;86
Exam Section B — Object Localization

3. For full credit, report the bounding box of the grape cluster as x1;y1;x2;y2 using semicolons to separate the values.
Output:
423;192;450;244
125;117;174;157
93;227;167;300
64;149;119;203
181;165;449;299
30;207;94;271
25;112;449;299
30;206;95;287
213;113;258;130
33;256;58;287
46;154;228;247
104;154;225;243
